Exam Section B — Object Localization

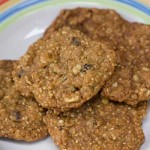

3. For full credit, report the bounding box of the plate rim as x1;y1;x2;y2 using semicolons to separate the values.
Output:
0;0;150;32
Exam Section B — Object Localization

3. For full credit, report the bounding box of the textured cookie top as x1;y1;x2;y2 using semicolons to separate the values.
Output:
0;60;48;142
44;8;150;105
102;23;150;105
13;61;33;97
0;90;48;142
44;8;126;44
0;60;16;100
18;27;115;111
44;95;147;150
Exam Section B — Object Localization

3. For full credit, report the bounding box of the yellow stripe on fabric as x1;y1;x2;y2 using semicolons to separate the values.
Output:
0;0;21;12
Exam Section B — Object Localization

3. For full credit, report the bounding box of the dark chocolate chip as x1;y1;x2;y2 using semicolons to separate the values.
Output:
71;37;81;46
81;64;93;72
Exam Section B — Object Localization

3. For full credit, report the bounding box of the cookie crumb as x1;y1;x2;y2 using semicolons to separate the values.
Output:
112;82;118;88
133;74;139;82
142;67;149;72
64;95;80;103
73;64;82;75
102;98;109;104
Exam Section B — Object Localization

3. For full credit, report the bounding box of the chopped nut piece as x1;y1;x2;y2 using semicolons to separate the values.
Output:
146;90;150;97
133;74;140;82
131;94;138;100
142;67;149;71
112;82;118;88
73;64;82;75
58;120;64;126
65;95;80;103
102;98;109;104
40;53;55;64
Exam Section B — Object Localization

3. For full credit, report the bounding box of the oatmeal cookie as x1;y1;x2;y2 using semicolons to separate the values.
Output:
44;8;150;105
18;27;115;111
0;60;48;141
0;60;16;100
0;90;48;142
44;94;147;150
102;23;150;105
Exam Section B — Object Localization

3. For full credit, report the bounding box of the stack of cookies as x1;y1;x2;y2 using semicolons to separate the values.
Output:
0;8;150;150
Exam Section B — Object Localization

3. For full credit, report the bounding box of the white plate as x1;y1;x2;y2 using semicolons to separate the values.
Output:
0;0;150;150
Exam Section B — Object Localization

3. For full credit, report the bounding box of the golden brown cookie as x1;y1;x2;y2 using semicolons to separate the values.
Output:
0;60;48;141
16;27;115;112
44;8;150;105
0;90;48;142
102;23;150;105
44;94;147;150
0;60;16;100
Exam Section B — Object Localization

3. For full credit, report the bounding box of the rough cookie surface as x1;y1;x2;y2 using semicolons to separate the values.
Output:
44;8;126;44
44;8;150;105
13;61;33;97
0;61;48;141
0;90;48;142
0;60;16;100
44;95;147;150
18;27;115;111
102;23;150;105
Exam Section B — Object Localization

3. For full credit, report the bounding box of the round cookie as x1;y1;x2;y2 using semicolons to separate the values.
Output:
44;94;147;150
0;60;48;141
44;8;150;105
102;23;150;105
18;27;115;111
0;90;48;142
0;60;16;100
